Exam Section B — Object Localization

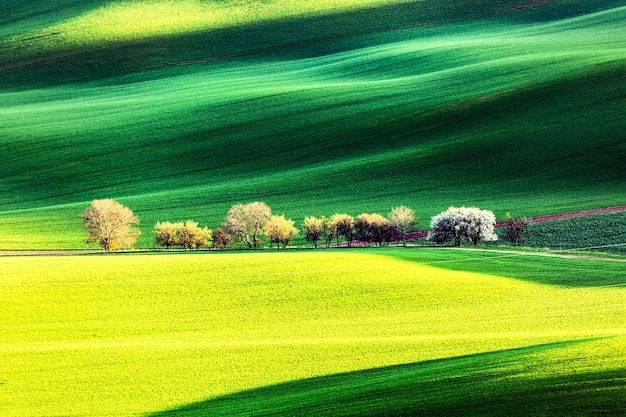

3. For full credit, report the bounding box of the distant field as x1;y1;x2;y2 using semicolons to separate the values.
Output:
0;249;624;416
1;1;626;249
499;211;626;255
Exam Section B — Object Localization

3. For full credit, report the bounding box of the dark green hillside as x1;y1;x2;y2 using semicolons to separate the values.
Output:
523;211;626;255
1;1;625;248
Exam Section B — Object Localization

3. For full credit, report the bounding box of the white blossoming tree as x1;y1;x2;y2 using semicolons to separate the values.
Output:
428;206;497;246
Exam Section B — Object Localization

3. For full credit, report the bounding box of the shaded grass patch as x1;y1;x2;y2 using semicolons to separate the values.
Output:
150;338;626;417
520;212;626;255
382;247;626;287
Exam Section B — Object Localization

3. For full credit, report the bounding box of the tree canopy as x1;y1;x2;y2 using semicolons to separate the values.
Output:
226;202;272;248
303;216;324;248
388;206;418;246
212;224;233;250
330;213;356;246
263;214;299;248
356;213;392;246
154;221;182;249
177;220;212;250
81;199;141;252
429;206;497;246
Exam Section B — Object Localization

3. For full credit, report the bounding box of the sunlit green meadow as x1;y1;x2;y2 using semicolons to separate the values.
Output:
2;2;626;248
1;249;624;416
2;2;626;415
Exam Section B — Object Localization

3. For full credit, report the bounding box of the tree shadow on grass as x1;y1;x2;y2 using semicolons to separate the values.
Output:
149;338;625;417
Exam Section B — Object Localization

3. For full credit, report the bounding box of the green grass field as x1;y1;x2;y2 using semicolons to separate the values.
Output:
1;0;626;248
489;211;626;255
2;2;625;416
520;211;626;255
1;249;624;416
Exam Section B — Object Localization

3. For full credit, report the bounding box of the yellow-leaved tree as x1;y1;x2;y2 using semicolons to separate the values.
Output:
263;215;299;249
177;220;212;250
388;205;418;246
80;199;141;252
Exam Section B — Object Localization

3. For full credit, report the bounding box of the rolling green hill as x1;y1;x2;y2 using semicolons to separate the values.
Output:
1;0;625;248
1;250;624;416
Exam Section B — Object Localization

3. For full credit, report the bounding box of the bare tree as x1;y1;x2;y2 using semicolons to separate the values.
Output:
212;223;233;249
330;213;355;246
226;202;272;248
81;199;141;252
388;206;418;246
503;213;532;246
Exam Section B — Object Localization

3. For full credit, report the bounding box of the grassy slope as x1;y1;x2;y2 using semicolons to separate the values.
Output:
497;211;626;255
1;0;626;249
1;250;624;416
152;340;626;417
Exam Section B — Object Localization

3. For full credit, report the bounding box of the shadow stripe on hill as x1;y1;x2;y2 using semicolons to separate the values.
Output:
149;337;625;417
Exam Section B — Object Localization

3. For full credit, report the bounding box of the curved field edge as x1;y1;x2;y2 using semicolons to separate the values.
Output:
0;250;624;416
378;247;626;287
150;337;626;417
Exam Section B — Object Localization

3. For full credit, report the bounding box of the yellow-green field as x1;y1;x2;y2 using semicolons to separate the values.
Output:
1;249;624;416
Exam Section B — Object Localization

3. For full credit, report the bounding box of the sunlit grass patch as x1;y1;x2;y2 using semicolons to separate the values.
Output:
0;250;624;415
13;0;410;51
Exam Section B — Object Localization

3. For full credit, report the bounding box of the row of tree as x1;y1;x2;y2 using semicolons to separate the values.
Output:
302;206;418;248
81;199;527;252
150;203;417;250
